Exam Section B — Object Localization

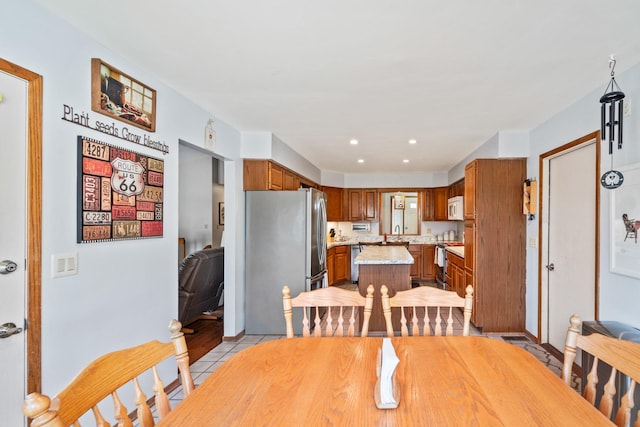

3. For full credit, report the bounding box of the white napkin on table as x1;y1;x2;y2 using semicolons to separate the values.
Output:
379;338;400;404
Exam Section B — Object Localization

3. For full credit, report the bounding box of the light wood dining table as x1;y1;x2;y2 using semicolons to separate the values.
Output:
157;336;611;426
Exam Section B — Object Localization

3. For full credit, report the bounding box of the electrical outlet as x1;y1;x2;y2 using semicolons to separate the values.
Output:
51;253;78;278
528;237;537;248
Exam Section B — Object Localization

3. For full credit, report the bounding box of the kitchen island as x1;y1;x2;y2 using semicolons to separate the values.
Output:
355;246;414;333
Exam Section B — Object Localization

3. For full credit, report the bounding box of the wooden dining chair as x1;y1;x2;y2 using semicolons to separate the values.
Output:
562;314;640;427
381;284;473;337
283;285;375;338
23;319;195;427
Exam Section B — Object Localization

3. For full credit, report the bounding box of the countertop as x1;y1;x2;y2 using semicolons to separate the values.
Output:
327;237;461;249
445;245;465;258
354;246;414;265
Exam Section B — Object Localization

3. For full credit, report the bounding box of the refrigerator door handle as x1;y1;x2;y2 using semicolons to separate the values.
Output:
318;196;327;267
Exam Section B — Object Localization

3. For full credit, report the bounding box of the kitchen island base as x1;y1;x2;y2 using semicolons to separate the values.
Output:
358;264;411;333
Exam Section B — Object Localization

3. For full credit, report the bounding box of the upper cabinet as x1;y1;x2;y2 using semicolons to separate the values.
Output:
347;189;377;221
464;162;476;219
448;178;465;198
321;186;344;222
422;187;450;221
421;189;434;221
433;187;448;221
243;159;313;191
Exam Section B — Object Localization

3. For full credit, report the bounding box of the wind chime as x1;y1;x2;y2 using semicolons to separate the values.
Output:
600;56;626;189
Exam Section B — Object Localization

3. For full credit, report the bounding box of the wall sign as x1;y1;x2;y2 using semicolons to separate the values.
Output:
78;136;164;243
62;103;169;154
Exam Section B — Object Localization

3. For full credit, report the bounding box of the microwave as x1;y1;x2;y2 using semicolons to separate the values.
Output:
447;196;464;220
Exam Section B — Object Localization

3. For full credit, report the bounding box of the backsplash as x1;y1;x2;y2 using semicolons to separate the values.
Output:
327;221;463;243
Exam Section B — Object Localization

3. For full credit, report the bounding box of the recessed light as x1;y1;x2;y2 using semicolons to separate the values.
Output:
350;139;359;145
357;159;364;163
409;139;417;144
403;159;410;163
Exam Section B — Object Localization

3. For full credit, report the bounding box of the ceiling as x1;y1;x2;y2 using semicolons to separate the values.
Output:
38;1;640;174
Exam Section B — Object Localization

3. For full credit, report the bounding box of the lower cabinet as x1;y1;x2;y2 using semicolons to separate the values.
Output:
327;248;335;285
445;251;465;297
421;244;435;280
408;245;422;280
328;243;436;285
327;245;350;285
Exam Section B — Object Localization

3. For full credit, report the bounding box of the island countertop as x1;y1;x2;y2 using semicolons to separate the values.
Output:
354;246;414;265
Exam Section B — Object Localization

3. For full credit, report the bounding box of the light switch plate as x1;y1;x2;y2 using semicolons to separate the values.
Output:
51;253;78;278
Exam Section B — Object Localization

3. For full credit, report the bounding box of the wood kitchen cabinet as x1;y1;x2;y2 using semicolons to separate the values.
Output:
421;189;434;221
422;188;447;221
327;245;350;285
334;245;350;283
464;158;526;332
327;247;336;285
283;169;300;190
408;244;422;279
433;187;448;221
421;244;435;280
445;251;464;297
243;159;313;191
448;178;465;199
464;162;476;219
347;189;377;221
321;186;344;221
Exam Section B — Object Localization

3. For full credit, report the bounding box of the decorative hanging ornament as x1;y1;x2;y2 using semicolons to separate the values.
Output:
600;56;625;189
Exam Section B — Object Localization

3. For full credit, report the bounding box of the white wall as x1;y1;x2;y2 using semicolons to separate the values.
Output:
3;0;243;399
526;61;640;331
179;144;214;253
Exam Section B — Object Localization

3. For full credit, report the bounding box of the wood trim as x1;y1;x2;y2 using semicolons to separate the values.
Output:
223;330;245;342
0;58;43;395
537;130;600;341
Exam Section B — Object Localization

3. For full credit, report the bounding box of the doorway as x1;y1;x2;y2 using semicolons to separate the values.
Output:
178;141;224;361
539;131;600;351
0;59;42;425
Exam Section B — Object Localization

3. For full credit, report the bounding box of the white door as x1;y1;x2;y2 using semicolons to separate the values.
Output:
0;70;28;426
544;139;597;351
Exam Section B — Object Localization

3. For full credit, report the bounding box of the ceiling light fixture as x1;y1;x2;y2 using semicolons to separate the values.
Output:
408;139;417;144
600;55;626;189
403;159;409;163
350;139;359;145
357;159;364;163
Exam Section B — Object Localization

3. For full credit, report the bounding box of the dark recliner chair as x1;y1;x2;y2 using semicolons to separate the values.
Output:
178;247;224;328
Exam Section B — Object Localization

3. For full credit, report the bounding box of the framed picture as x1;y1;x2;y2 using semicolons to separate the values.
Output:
219;202;225;225
394;195;405;209
610;161;640;278
77;136;164;243
91;58;157;132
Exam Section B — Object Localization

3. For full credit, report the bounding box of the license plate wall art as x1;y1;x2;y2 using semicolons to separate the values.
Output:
77;136;163;243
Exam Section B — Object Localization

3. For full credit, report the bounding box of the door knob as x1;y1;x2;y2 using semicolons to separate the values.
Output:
0;322;23;339
0;260;18;274
546;263;555;271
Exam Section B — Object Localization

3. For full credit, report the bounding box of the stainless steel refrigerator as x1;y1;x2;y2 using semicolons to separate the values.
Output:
245;188;327;334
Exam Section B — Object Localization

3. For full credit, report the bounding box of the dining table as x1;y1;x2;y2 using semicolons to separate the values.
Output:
157;336;611;426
